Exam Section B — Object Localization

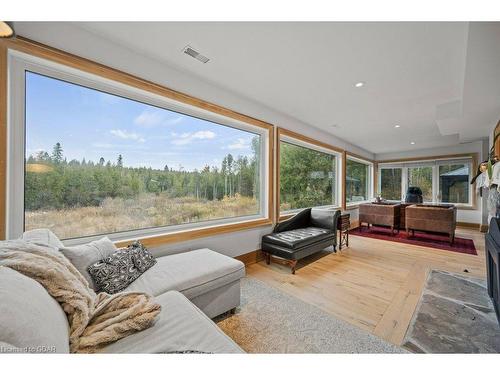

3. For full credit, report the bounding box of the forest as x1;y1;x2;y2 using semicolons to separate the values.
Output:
25;141;263;238
25;141;261;211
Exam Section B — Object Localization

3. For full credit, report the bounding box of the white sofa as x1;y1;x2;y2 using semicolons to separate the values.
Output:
0;231;245;353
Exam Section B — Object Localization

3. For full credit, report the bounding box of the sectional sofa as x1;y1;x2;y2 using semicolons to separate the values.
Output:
0;229;245;353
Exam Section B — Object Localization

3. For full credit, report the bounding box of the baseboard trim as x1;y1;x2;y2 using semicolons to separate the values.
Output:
456;221;480;230
235;249;264;266
480;224;489;233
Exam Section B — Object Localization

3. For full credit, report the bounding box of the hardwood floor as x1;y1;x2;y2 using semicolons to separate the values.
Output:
246;227;486;346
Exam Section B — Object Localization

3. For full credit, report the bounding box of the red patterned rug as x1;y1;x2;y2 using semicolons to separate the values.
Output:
350;226;477;255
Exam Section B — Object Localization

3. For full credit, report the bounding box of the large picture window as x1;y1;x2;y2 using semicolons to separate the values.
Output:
377;157;474;206
279;136;340;213
346;157;372;205
8;52;270;242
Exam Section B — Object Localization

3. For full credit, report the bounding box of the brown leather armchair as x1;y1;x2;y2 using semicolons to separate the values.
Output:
358;202;401;235
405;204;457;244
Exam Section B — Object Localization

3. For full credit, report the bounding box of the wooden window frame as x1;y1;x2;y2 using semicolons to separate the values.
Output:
276;127;343;220
0;37;274;246
344;152;375;210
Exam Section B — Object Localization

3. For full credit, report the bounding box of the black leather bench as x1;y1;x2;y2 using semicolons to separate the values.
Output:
262;207;341;273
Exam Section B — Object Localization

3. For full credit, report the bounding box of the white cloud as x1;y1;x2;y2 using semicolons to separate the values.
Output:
110;129;145;143
134;110;183;127
165;117;183;126
227;138;251;150
171;130;216;146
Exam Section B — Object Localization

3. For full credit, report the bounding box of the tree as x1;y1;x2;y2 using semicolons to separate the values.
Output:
117;154;123;168
52;142;63;163
35;150;51;162
99;157;105;166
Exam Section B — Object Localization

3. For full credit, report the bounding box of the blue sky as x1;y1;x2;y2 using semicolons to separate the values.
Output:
25;72;259;171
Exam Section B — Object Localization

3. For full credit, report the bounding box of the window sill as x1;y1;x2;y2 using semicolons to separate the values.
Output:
61;217;272;249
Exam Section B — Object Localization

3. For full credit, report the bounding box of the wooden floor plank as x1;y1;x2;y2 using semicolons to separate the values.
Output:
372;264;429;345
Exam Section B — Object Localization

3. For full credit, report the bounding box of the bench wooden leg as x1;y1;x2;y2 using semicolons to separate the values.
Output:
290;260;298;274
265;252;270;264
229;307;236;314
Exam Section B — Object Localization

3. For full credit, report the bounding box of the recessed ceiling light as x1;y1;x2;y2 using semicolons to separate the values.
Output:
354;82;365;88
394;125;401;128
410;141;416;145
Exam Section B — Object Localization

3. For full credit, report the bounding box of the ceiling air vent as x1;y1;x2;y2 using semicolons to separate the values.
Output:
183;45;210;64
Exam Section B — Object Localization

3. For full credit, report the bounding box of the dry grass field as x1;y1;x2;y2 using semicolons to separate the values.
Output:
25;194;259;239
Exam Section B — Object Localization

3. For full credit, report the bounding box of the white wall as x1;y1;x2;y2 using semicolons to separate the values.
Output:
376;139;488;224
12;22;376;257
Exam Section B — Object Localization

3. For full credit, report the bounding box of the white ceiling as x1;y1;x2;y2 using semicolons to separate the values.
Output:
34;22;500;153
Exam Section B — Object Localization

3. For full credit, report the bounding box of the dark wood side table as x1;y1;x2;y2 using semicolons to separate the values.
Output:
337;213;350;250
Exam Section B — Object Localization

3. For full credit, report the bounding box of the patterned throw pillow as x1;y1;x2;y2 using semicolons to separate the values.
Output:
87;241;156;294
127;241;157;273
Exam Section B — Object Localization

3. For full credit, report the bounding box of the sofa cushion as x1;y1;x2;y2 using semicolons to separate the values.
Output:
21;229;64;250
0;266;70;353
59;237;118;288
263;227;334;250
124;248;245;300
101;290;243;353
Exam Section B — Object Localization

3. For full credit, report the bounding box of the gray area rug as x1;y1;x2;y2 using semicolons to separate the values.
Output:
216;277;406;353
403;270;500;353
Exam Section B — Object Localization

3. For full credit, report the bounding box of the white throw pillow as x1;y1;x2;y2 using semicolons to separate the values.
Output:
21;228;64;250
59;237;118;289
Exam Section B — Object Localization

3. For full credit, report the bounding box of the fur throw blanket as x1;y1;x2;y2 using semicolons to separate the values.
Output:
0;240;161;353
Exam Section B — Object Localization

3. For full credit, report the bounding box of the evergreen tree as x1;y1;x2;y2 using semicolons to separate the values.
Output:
52;142;63;163
117;154;123;168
